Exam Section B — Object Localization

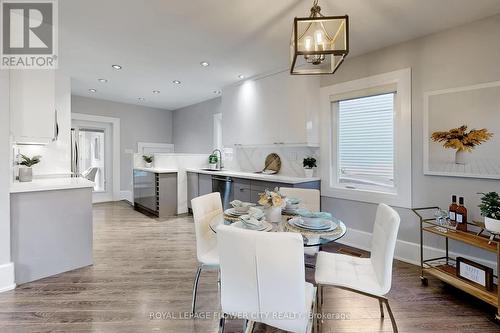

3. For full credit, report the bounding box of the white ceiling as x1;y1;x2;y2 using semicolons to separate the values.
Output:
60;0;500;110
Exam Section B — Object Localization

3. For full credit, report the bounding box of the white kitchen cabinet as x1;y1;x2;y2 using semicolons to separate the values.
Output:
10;70;56;144
222;71;320;146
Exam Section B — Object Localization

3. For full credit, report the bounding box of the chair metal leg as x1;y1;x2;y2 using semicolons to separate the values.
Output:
378;298;385;318
244;320;254;333
316;285;323;333
191;266;202;314
383;299;398;333
218;315;225;333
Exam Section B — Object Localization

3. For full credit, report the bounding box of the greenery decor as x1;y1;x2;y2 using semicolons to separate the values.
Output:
478;192;500;220
19;154;41;167
303;157;317;169
431;125;493;152
142;155;154;163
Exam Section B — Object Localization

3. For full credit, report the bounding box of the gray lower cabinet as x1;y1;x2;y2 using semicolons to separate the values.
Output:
133;170;177;217
233;178;251;202
186;172;199;209
198;173;213;196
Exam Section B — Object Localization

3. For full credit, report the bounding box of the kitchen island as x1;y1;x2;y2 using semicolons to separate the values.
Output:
10;178;94;285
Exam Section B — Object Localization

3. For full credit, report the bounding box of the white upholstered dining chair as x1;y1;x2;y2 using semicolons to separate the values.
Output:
190;192;222;314
314;203;401;332
217;225;317;333
280;187;321;256
280;187;320;212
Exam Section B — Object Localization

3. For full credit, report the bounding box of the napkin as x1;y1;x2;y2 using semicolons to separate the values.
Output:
296;208;332;220
230;200;254;208
240;215;263;227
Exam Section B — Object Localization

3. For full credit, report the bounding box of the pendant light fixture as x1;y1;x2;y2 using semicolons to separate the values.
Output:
290;0;349;75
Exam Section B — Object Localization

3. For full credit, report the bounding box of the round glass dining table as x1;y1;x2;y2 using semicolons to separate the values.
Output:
209;212;347;247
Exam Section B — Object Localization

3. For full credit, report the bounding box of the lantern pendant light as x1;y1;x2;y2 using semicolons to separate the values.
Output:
290;0;349;75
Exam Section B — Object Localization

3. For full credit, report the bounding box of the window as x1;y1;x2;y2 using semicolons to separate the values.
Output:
338;93;395;191
320;68;412;208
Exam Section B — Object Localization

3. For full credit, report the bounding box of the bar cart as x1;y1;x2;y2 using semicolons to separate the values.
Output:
413;207;500;321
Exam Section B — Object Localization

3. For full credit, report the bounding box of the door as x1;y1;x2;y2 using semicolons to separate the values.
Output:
72;119;113;203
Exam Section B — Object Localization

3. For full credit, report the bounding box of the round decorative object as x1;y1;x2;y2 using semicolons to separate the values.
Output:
485;216;500;235
263;153;281;174
265;206;282;223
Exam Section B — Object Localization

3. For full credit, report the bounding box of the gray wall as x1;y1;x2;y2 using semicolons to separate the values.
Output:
320;15;500;257
172;97;221;154
0;71;11;267
71;95;173;192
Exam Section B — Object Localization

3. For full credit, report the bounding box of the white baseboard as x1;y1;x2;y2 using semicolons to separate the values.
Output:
0;262;15;293
337;227;497;273
119;191;133;203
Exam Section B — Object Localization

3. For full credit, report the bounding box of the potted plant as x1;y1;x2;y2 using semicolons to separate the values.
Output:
18;154;41;182
258;188;285;223
478;192;500;235
303;157;317;178
431;125;493;165
143;155;154;168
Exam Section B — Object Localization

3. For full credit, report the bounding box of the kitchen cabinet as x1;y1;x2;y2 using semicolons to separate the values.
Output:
10;70;56;144
133;170;177;217
233;178;251;202
198;173;213;196
186;172;199;210
222;71;320;146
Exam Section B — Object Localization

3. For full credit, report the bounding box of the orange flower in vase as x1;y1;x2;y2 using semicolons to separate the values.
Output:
431;125;493;165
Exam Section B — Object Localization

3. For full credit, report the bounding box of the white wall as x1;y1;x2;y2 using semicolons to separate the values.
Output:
320;14;500;264
172;97;221;154
72;95;173;193
16;72;72;177
0;70;15;292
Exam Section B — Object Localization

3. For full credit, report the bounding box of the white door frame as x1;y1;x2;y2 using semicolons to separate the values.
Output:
72;113;120;202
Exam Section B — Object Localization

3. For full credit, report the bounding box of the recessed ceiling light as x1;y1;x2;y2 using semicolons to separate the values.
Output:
173;80;181;84
138;97;145;102
89;88;97;93
98;78;108;83
112;64;122;70
213;90;221;94
152;90;160;94
200;61;209;67
238;74;245;79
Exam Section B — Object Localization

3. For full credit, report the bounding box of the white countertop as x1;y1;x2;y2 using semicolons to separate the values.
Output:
10;177;95;194
186;168;320;184
134;167;178;173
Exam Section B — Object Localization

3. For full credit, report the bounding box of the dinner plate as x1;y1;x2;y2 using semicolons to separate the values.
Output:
289;217;337;231
232;221;273;232
225;207;264;218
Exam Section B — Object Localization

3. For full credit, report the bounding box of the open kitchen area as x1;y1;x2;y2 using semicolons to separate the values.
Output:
2;1;500;332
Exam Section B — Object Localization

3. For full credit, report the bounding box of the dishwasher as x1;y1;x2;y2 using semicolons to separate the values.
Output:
212;176;233;210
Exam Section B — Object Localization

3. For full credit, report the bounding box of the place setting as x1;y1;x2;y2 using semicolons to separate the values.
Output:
224;200;272;231
286;209;340;235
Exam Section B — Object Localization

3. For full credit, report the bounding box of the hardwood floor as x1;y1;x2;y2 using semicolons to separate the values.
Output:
0;201;499;332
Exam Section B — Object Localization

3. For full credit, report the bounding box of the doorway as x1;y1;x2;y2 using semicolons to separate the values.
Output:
72;119;113;203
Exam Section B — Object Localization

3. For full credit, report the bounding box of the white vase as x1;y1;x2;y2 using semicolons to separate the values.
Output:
19;167;33;182
304;168;314;178
145;162;153;168
265;206;282;223
485;217;500;235
455;150;467;165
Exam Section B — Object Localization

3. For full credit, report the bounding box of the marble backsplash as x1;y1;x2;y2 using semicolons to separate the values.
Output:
223;146;320;178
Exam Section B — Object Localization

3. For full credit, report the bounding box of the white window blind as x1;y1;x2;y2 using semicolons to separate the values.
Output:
337;93;395;189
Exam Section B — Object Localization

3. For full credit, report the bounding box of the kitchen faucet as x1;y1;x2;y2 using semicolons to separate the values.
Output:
212;149;223;170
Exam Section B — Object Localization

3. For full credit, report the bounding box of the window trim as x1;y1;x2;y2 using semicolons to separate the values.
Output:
320;68;412;208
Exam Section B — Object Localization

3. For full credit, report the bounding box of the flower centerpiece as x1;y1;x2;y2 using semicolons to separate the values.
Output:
303;157;317;178
478;192;500;236
431;125;493;164
18;154;41;182
258;188;285;223
143;155;154;168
